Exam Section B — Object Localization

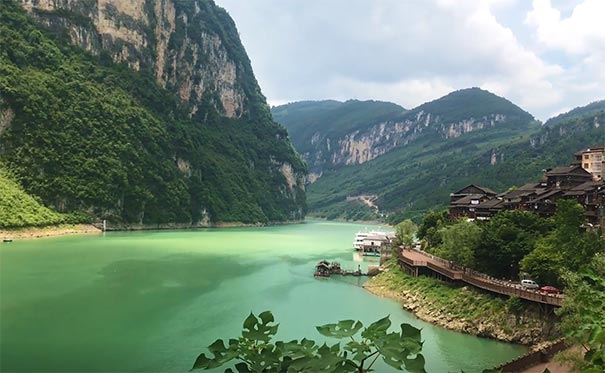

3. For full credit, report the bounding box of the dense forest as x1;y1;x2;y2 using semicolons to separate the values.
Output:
0;1;306;228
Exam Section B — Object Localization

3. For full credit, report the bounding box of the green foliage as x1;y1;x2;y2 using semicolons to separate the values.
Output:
395;219;417;247
0;1;306;225
475;210;552;279
544;100;605;127
505;297;524;325
368;262;551;341
0;164;89;228
520;200;603;287
416;210;449;248
557;254;605;373
433;220;481;267
192;311;426;373
310;199;380;222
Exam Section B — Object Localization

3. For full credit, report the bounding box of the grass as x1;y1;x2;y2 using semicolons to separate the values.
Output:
366;260;559;343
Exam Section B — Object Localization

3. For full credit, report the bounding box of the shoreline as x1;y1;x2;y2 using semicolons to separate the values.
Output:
1;224;102;240
306;216;392;227
0;219;307;240
363;265;559;347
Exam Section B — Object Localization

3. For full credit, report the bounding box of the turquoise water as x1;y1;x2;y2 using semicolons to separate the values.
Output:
0;220;525;372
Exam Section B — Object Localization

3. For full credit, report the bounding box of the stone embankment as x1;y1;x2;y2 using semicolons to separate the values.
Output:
364;266;558;345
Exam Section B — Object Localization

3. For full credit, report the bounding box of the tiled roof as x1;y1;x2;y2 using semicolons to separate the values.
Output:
545;165;590;176
451;194;484;205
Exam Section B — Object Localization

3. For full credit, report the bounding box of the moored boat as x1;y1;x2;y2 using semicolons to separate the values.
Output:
353;229;394;256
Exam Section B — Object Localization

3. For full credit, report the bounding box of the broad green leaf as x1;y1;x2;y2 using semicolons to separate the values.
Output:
400;323;422;342
361;315;391;342
403;354;427;373
241;312;279;343
316;320;363;339
258;311;274;324
191;339;238;371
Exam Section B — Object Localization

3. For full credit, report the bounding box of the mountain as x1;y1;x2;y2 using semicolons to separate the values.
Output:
272;88;533;185
272;100;406;181
287;93;603;222
0;0;306;227
544;100;605;127
274;88;547;221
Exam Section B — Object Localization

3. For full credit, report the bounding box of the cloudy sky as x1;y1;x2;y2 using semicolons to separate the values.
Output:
214;0;605;121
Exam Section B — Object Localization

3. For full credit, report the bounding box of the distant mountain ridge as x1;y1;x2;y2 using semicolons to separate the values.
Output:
273;88;534;184
273;99;406;181
274;89;603;222
544;100;605;127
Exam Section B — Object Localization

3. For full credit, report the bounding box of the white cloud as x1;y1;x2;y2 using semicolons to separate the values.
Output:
216;0;604;121
526;0;605;55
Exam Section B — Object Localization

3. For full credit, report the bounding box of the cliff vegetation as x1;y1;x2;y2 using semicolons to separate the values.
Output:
0;1;306;227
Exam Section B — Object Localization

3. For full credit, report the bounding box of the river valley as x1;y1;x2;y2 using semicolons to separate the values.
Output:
0;220;526;372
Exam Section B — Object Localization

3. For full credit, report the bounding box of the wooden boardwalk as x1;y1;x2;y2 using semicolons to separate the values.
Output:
398;248;564;307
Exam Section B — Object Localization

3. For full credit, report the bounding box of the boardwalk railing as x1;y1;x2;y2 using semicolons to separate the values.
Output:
398;247;564;307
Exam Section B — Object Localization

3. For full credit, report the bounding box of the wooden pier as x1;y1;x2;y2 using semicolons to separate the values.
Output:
398;247;564;307
314;260;379;278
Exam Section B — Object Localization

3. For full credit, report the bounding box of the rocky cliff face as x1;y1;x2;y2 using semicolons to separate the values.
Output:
304;110;510;181
276;89;533;184
18;0;251;118
2;0;306;224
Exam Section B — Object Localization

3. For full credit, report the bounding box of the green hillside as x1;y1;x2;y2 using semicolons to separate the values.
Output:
0;166;68;228
293;90;602;222
545;100;605;127
0;1;306;226
272;99;406;155
400;87;532;124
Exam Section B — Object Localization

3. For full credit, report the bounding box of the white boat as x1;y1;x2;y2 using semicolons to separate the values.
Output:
353;229;394;255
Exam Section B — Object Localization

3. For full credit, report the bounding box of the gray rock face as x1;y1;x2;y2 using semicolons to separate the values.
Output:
18;0;248;118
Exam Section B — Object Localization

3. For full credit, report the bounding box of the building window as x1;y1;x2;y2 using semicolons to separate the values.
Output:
584;163;589;168
584;154;590;159
471;199;479;205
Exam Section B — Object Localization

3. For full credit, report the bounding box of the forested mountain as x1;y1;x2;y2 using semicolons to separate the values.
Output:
544;100;605;127
0;0;306;228
277;89;603;222
272;88;533;184
272;100;406;180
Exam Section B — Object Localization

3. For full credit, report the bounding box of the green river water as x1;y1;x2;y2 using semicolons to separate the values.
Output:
0;220;526;372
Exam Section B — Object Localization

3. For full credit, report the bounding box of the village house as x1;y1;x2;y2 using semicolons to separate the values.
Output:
448;149;605;227
573;146;604;180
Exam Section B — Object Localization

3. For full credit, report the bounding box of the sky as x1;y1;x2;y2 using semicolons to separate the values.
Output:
213;0;605;121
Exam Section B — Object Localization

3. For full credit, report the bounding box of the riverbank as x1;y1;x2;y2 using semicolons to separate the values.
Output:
1;220;307;240
363;261;560;346
0;224;101;240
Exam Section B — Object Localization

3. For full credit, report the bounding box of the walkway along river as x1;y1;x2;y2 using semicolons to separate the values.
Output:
0;221;526;372
399;246;564;307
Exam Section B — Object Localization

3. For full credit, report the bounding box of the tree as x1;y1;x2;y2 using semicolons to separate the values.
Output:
557;254;605;372
475;210;552;279
520;199;603;287
417;210;448;248
395;219;418;247
192;311;426;373
434;220;481;268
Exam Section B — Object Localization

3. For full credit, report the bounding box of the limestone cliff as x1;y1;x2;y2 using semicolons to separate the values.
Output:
0;0;306;225
18;0;254;118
